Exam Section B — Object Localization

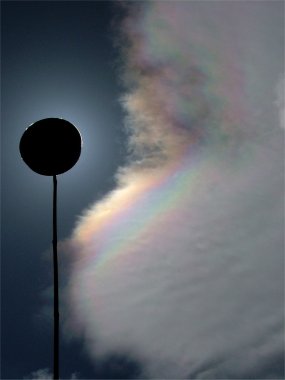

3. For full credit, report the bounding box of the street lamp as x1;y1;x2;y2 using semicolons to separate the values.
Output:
20;118;82;380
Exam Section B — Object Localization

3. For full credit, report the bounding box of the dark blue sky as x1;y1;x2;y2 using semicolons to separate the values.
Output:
1;1;142;378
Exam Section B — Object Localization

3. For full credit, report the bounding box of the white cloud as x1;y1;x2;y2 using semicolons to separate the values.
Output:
24;368;78;379
275;76;285;130
24;368;52;380
64;1;284;378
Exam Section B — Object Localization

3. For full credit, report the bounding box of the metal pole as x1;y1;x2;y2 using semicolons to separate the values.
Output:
53;175;59;380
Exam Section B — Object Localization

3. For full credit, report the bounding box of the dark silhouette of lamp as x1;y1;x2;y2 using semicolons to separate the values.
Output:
20;118;82;380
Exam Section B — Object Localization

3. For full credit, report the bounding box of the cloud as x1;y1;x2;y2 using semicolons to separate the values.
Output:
24;368;52;380
64;1;284;378
24;368;78;379
275;76;285;130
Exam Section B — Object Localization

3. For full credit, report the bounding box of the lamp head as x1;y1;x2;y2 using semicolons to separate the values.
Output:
20;118;82;176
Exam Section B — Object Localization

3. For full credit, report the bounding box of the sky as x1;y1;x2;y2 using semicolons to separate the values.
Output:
1;1;284;379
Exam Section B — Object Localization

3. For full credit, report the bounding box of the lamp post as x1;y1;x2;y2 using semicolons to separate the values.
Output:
19;118;82;380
